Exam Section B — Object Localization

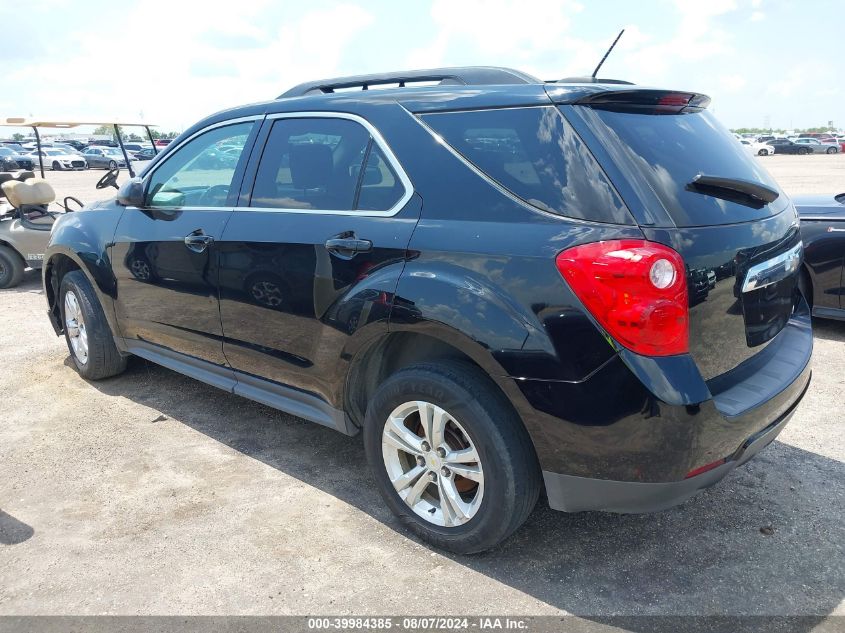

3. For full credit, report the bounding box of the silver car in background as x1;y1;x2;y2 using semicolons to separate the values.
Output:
82;147;128;169
794;138;839;154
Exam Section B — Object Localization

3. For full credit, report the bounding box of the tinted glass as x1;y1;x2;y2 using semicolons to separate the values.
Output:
146;122;253;208
251;118;370;210
356;144;403;211
422;106;631;224
587;107;786;226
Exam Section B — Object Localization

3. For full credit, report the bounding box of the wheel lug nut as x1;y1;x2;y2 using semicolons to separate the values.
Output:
421;441;431;452
428;471;438;482
440;466;451;478
436;447;446;458
416;455;426;467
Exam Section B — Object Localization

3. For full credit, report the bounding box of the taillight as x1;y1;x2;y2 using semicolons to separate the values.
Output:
555;239;689;356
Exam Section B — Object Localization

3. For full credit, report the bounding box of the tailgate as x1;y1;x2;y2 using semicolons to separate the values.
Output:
643;214;802;380
565;92;803;381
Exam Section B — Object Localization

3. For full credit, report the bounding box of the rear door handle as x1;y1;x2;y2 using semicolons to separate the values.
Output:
184;230;214;253
325;235;372;258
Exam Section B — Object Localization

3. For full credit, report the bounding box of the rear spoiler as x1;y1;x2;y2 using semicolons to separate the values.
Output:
574;89;711;114
544;86;712;112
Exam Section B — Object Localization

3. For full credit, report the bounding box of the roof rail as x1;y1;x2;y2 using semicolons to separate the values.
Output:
277;66;541;98
553;76;634;85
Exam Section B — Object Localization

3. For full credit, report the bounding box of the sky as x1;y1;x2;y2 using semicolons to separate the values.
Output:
1;0;842;135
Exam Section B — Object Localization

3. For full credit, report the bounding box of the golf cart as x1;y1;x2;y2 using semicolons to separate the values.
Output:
0;119;159;288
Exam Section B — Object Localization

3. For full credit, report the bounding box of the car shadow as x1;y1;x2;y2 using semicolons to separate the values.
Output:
0;510;34;545
812;317;845;342
84;357;845;626
0;268;42;294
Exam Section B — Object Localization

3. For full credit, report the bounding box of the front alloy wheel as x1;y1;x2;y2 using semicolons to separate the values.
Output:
382;401;483;527
64;290;89;364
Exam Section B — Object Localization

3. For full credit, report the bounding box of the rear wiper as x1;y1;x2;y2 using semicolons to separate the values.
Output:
686;175;779;208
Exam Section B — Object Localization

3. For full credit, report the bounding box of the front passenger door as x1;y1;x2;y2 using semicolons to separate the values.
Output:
111;120;259;366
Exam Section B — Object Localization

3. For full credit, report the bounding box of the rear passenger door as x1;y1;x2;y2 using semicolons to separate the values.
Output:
217;113;420;404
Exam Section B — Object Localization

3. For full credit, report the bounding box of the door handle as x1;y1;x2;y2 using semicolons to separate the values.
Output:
184;230;214;253
325;234;373;258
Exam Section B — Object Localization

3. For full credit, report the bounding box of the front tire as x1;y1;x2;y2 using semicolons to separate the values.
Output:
59;270;127;380
758;149;767;156
52;161;61;171
798;148;809;155
108;160;117;170
0;245;25;289
364;360;541;554
826;147;837;154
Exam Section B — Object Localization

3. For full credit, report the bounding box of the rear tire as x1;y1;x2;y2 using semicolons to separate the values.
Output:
59;270;127;380
0;245;25;289
108;160;117;170
826;147;837;154
758;149;767;156
798;148;809;155
364;360;541;554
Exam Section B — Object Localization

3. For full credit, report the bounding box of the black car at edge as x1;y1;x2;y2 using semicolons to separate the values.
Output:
794;192;845;321
43;67;813;553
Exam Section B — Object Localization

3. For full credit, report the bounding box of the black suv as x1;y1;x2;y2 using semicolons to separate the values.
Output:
43;67;812;553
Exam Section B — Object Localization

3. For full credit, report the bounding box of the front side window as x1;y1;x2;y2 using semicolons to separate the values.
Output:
145;121;253;208
250;117;405;212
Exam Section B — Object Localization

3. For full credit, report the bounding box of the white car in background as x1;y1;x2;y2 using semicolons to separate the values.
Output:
26;149;88;170
740;139;774;156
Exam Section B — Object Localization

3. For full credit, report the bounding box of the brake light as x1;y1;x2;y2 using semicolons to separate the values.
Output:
555;239;689;356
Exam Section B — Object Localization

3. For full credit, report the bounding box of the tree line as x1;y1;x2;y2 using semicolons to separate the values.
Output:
731;126;838;134
91;125;180;141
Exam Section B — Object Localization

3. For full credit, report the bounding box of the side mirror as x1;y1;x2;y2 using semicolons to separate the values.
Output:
117;177;144;207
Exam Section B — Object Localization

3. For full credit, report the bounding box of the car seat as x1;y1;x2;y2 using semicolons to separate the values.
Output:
1;177;59;229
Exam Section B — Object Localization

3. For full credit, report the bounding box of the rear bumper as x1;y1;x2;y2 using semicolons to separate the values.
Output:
512;300;813;512
543;365;809;512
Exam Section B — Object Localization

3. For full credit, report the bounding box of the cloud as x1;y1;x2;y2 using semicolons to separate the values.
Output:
405;0;585;74
0;1;375;131
721;74;747;92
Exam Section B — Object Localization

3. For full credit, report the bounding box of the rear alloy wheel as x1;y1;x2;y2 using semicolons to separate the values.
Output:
364;361;540;553
381;400;484;528
798;148;809;155
60;270;127;380
826;147;837;154
758;149;768;156
108;160;117;170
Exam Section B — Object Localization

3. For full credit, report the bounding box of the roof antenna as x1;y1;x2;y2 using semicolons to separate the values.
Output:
592;29;625;78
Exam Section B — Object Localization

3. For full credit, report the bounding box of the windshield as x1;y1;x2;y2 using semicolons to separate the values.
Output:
581;107;788;227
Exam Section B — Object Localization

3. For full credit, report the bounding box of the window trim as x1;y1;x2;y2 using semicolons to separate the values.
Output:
243;111;413;217
140;115;262;210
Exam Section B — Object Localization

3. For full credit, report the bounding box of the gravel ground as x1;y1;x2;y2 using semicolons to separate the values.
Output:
0;155;843;623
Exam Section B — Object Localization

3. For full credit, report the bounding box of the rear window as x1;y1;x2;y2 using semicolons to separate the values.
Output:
421;106;632;224
585;108;787;227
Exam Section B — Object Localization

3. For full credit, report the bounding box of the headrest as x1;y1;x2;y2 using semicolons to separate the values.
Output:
1;178;56;208
290;144;332;190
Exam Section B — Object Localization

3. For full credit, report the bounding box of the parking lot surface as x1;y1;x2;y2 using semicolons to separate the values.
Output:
0;155;843;621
